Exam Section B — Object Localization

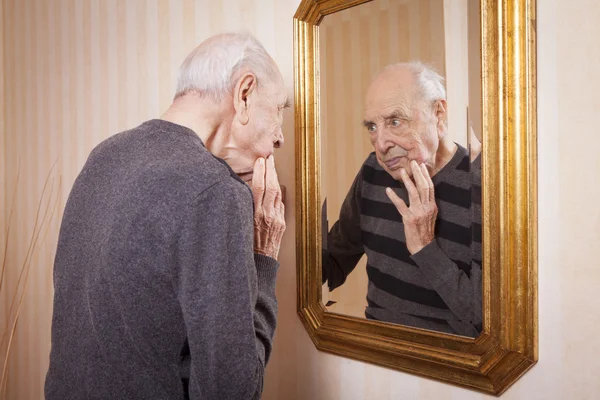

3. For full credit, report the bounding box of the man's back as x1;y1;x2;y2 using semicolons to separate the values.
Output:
45;119;269;399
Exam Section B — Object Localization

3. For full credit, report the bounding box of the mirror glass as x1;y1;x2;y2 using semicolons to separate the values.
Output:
320;0;482;337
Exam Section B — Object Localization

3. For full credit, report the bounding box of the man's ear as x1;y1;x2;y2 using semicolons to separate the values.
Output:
233;73;257;125
434;99;448;134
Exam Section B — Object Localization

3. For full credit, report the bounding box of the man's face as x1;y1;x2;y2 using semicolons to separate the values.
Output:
228;74;287;183
363;70;443;180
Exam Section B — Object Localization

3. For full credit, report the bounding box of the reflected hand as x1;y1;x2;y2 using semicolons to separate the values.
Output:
385;160;437;255
251;155;286;259
469;126;482;162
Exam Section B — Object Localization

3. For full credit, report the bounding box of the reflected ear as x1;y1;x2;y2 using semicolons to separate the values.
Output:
434;99;448;132
233;73;257;125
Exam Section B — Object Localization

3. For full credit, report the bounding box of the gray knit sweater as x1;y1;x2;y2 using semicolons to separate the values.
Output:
45;119;279;400
323;145;482;337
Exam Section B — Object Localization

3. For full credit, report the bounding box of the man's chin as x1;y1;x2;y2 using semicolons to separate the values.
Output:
380;162;404;180
385;164;413;181
237;171;253;184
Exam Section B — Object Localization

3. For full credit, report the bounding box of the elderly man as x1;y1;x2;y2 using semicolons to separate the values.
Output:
323;62;482;338
45;33;287;399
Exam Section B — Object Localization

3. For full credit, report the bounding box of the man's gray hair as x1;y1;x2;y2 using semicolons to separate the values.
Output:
384;61;447;104
175;32;277;101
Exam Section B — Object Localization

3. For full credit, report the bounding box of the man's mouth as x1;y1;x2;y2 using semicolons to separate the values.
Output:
384;157;403;170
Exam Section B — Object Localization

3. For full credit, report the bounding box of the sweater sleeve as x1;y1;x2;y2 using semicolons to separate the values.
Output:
322;167;365;291
410;155;483;336
410;242;482;335
174;180;278;400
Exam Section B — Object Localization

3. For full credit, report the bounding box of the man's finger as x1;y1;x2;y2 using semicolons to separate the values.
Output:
265;155;281;193
251;157;266;207
420;163;435;203
278;198;285;219
411;160;429;204
400;168;420;205
386;187;409;216
263;155;280;213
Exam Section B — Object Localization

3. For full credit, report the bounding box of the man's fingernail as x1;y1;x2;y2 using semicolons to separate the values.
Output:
259;158;264;164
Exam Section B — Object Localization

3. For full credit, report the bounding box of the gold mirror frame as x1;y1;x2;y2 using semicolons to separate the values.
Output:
294;0;537;395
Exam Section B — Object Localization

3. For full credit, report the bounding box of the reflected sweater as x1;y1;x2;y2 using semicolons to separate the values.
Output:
45;119;279;400
323;145;482;337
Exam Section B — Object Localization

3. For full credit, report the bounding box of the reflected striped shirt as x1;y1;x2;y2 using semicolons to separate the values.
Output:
323;144;482;337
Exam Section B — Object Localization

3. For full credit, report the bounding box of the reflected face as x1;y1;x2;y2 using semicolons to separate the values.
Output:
229;73;288;183
363;70;442;180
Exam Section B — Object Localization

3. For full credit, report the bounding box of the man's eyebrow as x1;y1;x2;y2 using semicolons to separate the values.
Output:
383;109;409;120
280;98;291;109
362;109;409;127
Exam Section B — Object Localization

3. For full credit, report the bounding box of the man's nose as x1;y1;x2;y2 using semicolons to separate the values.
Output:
274;129;284;148
375;127;393;154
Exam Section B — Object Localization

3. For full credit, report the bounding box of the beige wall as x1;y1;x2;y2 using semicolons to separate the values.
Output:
1;0;600;399
0;0;5;266
0;1;6;379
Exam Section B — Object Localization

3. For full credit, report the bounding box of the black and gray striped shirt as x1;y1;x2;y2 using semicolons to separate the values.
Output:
323;144;482;337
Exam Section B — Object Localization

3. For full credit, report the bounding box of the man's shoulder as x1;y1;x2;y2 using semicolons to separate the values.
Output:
363;152;379;169
357;152;382;179
359;152;392;187
83;120;247;203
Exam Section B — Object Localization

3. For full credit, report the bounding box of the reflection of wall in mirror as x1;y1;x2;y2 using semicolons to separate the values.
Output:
319;0;481;319
445;0;483;149
468;0;482;143
444;0;482;149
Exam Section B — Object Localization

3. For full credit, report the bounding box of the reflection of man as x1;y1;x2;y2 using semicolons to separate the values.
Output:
323;62;482;337
45;33;287;399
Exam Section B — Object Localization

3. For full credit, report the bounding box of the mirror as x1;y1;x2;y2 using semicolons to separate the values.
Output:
319;0;482;338
295;0;537;395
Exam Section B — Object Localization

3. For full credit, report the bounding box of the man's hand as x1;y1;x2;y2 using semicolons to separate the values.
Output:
251;155;286;259
385;160;437;255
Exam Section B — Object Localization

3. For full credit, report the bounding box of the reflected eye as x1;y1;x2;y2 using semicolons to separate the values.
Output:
391;119;401;127
366;123;377;133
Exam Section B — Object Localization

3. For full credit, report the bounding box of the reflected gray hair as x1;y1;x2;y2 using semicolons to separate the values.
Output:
175;32;277;101
384;61;447;104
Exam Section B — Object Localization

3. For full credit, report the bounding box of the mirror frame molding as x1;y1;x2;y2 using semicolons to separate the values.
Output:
294;0;537;395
